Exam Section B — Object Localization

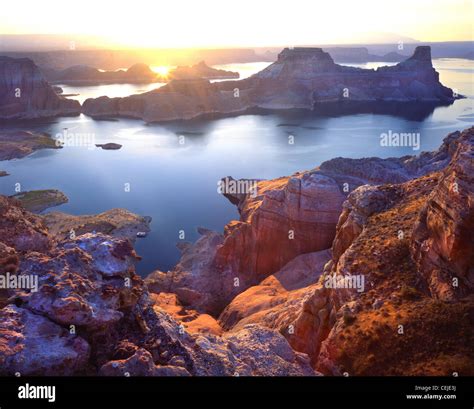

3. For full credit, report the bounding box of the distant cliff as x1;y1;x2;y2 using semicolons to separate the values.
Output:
82;46;459;123
0;56;81;119
42;63;159;85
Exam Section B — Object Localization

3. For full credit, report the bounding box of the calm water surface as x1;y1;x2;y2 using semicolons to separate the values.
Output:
1;59;473;275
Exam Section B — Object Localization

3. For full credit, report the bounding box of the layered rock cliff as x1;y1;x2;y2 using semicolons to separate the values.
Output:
82;46;458;123
146;130;462;315
147;127;474;375
0;56;81;119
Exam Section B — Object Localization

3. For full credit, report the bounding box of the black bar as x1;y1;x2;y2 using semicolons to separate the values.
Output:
0;376;472;409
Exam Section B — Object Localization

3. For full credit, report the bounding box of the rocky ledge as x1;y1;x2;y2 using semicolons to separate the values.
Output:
0;130;62;161
0;56;81;119
0;195;316;376
147;127;474;375
41;208;152;243
82;46;458;123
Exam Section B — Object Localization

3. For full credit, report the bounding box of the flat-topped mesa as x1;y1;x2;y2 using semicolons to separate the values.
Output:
255;47;337;80
278;47;335;63
0;56;81;120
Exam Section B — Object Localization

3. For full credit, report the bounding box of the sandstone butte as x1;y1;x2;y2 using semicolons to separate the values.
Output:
82;46;459;122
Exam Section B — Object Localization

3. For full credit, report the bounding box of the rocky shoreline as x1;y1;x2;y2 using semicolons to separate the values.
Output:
0;195;315;376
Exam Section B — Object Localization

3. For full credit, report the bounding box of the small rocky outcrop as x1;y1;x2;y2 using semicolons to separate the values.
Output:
0;56;81;119
95;143;122;150
0;195;50;253
218;250;331;332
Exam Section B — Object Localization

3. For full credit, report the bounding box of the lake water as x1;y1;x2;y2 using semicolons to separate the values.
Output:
1;59;473;276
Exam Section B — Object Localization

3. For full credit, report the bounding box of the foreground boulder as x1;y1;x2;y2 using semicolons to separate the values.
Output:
0;305;90;375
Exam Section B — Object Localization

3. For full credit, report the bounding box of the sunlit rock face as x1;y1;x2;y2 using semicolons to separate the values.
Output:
146;129;465;317
82;46;457;122
0;56;81;119
411;127;474;301
146;128;474;376
300;128;474;375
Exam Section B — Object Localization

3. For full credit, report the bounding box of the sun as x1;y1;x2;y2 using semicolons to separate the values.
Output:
152;66;171;78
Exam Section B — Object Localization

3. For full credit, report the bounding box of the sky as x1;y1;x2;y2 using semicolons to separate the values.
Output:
0;0;472;48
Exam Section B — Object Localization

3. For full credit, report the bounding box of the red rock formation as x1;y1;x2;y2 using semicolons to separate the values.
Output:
146;133;461;316
218;250;331;332
296;129;474;375
411;127;474;300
